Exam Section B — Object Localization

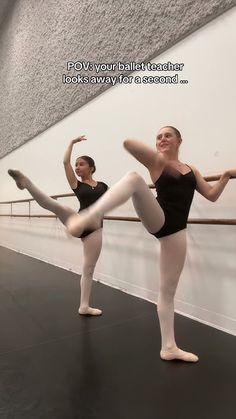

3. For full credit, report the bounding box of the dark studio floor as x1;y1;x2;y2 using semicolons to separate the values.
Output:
0;245;236;419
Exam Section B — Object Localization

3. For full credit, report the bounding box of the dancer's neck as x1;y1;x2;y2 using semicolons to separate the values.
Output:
162;151;179;162
81;175;95;184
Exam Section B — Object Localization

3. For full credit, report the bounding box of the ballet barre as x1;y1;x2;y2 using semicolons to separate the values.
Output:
0;212;235;225
1;173;235;205
0;174;235;225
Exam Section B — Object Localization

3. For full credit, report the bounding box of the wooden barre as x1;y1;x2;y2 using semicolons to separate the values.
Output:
0;174;235;205
0;214;236;225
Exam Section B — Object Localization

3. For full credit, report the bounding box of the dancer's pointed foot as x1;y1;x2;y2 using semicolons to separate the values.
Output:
66;210;101;237
160;348;199;363
8;169;28;190
78;307;102;316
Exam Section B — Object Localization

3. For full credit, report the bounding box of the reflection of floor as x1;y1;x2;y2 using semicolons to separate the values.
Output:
0;246;235;419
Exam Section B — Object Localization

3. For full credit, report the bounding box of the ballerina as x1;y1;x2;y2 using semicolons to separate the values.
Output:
8;135;108;316
65;126;235;361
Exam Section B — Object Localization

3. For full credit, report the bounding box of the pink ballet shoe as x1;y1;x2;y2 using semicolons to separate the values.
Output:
8;169;27;190
160;348;199;363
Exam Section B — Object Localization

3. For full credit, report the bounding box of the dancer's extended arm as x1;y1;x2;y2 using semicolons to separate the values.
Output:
63;135;87;189
191;166;236;202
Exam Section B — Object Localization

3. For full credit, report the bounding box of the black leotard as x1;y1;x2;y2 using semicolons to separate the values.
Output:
72;180;108;238
152;166;196;239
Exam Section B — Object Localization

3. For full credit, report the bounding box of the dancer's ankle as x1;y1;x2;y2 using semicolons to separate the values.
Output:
162;343;178;352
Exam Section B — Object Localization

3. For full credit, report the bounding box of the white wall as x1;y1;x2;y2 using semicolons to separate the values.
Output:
0;8;236;334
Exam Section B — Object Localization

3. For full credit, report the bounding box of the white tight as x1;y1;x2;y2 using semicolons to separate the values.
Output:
83;171;165;233
23;178;102;310
158;229;187;350
71;171;188;351
80;229;103;310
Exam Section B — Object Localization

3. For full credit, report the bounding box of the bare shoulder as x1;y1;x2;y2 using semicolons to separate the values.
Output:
187;164;199;175
187;163;196;170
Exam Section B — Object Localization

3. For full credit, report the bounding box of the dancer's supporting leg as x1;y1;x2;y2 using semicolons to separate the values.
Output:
66;171;165;236
79;229;103;316
158;230;198;362
8;170;75;223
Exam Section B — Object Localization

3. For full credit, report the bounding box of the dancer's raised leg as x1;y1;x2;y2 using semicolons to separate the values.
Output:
158;229;198;362
79;229;103;316
8;170;75;224
67;171;165;236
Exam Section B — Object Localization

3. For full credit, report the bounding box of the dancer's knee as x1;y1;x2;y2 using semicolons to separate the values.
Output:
125;171;143;185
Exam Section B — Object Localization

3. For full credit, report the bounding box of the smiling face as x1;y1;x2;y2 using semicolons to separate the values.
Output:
156;126;182;156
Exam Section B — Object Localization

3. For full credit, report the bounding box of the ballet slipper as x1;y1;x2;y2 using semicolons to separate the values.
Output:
160;348;199;363
78;307;102;316
8;169;28;190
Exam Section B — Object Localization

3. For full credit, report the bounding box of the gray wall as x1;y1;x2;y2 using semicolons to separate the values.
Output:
0;0;235;158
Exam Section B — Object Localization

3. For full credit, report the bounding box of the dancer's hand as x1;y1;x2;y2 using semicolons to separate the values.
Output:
223;168;236;179
63;135;87;185
71;135;87;145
